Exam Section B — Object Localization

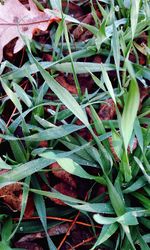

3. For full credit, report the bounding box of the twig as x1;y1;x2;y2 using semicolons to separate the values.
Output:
13;215;101;229
68;235;98;250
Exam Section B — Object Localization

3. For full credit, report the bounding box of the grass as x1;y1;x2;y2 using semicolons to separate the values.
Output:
0;0;150;249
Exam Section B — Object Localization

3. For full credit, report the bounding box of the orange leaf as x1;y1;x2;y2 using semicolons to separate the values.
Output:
0;0;60;61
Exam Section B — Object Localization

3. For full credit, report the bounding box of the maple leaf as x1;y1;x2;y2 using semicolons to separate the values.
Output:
0;0;60;62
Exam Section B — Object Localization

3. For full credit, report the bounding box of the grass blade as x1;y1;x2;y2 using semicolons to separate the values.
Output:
121;79;140;151
130;0;140;39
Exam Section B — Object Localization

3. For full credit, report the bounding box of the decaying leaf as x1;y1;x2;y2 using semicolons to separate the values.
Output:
49;163;77;205
50;162;77;189
108;137;120;162
51;183;77;206
15;222;72;249
0;0;60;62
109;136;138;161
55;75;77;94
98;99;116;120
0;183;22;210
15;241;43;250
0;171;34;216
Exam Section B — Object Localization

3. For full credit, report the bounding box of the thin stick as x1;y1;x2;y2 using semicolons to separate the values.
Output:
13;215;101;229
57;191;90;250
57;211;80;250
67;235;97;250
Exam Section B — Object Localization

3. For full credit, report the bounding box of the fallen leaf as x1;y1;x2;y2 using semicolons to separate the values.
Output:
108;137;120;162
51;183;77;206
15;241;43;250
73;13;93;40
98;99;116;120
140;87;149;102
55;75;77;94
50;162;77;189
108;136;138;161
0;183;22;210
15;222;72;249
0;0;60;62
24;194;35;218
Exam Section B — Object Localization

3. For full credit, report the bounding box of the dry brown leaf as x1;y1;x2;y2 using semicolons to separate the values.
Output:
15;241;43;250
109;136;138;162
0;0;60;61
50;162;77;189
55;75;77;94
0;183;22;210
108;137;120;162
15;222;72;249
51;183;77;206
98;99;116;120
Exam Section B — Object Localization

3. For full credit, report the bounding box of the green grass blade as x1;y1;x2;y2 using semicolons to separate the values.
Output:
100;63;116;104
32;176;56;250
121;79;140;151
130;0;140;39
26;44;89;127
105;176;126;216
91;223;119;250
0;158;53;188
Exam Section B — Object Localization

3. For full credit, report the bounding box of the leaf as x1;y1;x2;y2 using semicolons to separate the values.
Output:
25;43;90;128
0;0;60;62
1;218;13;243
13;83;32;108
40;153;106;185
110;130;123;160
0;78;22;113
130;0;140;39
0;124;85;141
124;176;147;193
100;64;116;104
9;177;31;240
134;118;144;151
0;183;22;211
0;158;52;188
134;157;150;184
91;223;119;250
0;241;13;250
112;23;121;87
30;188;114;214
49;0;62;11
121;79;140;151
0;158;12;170
32;176;56;250
105;176;126;216
93;211;138;226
